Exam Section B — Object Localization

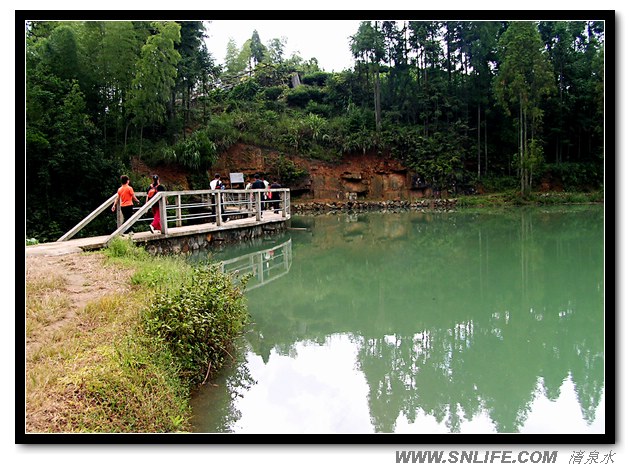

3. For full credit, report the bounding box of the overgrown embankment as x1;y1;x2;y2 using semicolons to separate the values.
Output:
290;190;604;214
25;237;249;433
454;190;604;207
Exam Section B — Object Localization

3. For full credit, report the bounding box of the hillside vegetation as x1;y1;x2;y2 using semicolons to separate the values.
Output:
25;19;605;242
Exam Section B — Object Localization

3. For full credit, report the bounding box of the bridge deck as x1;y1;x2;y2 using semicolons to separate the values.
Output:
26;212;290;257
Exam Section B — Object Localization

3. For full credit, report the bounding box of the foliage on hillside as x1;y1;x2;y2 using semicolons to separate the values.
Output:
25;19;606;241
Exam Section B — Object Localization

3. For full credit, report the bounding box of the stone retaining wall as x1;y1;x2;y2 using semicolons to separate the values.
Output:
135;221;287;256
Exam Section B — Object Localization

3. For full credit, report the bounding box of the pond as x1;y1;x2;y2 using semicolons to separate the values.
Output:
189;205;606;435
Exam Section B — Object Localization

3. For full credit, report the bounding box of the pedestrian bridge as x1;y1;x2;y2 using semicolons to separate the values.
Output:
26;188;291;257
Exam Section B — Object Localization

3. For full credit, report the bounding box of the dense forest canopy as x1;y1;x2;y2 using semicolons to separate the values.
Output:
24;19;606;242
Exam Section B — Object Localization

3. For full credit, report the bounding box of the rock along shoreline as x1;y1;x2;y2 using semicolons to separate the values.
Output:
291;198;458;214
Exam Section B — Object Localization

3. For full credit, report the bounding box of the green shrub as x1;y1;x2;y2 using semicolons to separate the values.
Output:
166;130;217;170
143;265;250;385
286;86;325;108
302;71;331;87
304;101;332;117
229;79;261;101
261;85;285;101
266;154;308;185
205;114;241;151
543;162;604;191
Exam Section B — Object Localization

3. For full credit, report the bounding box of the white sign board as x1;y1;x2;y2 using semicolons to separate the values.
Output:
229;172;244;184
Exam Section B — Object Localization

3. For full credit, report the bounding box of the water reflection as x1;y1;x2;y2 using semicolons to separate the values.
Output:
219;238;292;291
191;206;606;435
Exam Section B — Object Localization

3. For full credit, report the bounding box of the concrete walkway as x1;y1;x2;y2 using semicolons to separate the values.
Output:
25;212;289;257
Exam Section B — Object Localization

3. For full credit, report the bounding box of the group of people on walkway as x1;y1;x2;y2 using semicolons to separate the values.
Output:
246;174;282;213
111;174;165;233
111;172;282;233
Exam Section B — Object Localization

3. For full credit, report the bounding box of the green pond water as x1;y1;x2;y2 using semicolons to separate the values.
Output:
189;205;606;434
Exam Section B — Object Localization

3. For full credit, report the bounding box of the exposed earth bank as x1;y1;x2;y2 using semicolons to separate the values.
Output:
132;144;436;202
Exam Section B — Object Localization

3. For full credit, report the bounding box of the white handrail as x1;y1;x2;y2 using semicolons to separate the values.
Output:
105;192;163;245
57;193;119;242
57;188;291;242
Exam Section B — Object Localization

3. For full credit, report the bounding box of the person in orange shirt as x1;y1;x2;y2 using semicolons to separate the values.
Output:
111;175;140;228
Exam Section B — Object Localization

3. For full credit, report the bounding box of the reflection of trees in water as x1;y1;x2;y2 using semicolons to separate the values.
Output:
355;298;604;433
245;207;605;433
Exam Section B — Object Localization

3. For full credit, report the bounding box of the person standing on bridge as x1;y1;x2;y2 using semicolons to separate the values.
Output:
270;179;282;213
111;175;140;229
262;175;271;210
210;173;228;223
147;174;166;234
251;174;267;216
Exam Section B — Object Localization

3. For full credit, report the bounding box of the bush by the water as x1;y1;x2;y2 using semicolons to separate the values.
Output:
143;265;250;386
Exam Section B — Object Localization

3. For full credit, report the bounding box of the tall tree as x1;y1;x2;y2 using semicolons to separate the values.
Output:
408;21;444;136
249;30;266;70
266;37;287;64
77;21;142;151
224;37;247;75
197;41;219;124
26;22;123;240
494;22;555;195
127;21;181;153
175;21;210;135
467;21;500;179
351;21;386;131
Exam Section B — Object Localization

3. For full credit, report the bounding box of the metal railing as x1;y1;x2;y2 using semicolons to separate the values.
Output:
57;188;291;246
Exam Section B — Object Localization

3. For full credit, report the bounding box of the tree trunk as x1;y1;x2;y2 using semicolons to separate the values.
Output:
523;104;530;194
477;103;481;180
202;77;208;124
374;66;381;131
519;97;524;195
555;136;559;164
446;25;452;86
103;103;107;146
124;121;130;152
484;113;488;177
169;90;176;143
187;81;193;128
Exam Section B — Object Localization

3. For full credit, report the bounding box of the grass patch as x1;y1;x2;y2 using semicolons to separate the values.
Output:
530;190;604;204
25;274;71;338
455;190;604;208
59;330;191;433
455;192;515;208
103;236;194;289
26;236;250;433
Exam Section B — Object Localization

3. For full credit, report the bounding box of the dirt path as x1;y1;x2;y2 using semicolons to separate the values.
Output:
25;252;134;352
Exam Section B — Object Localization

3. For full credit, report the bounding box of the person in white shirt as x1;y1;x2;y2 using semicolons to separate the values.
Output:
210;173;222;190
209;173;228;223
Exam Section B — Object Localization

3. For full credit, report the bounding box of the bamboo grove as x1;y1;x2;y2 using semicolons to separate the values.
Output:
25;19;606;242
